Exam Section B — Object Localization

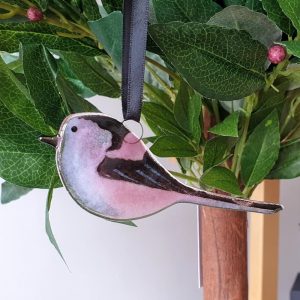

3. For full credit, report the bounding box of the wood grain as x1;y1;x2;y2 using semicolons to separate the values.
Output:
200;207;248;300
249;180;280;300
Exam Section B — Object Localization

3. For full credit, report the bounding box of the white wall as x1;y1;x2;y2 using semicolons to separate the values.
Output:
0;187;202;300
278;178;300;299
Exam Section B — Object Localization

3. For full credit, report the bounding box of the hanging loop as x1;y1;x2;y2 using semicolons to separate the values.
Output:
122;119;144;144
122;0;150;122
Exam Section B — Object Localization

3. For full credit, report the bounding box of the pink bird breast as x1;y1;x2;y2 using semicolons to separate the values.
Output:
55;113;282;220
56;113;187;220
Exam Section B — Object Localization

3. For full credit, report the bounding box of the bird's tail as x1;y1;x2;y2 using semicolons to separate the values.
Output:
179;189;283;214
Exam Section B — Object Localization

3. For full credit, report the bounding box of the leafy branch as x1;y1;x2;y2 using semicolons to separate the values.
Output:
0;0;300;258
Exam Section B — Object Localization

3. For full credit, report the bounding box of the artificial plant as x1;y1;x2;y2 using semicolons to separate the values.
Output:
0;0;300;298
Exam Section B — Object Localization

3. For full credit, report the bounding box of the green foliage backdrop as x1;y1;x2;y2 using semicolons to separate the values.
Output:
0;0;300;257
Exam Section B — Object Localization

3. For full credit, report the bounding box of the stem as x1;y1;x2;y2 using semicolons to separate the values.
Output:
281;97;300;140
264;58;289;92
145;56;180;81
231;95;255;177
242;185;256;197
21;0;34;6
3;1;178;82
43;2;95;38
0;10;17;19
280;112;293;135
69;20;94;36
0;3;26;17
48;6;69;24
282;122;300;143
170;171;198;183
3;1;96;41
211;100;220;123
45;17;94;39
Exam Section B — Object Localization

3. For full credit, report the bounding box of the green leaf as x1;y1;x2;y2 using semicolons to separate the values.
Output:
61;52;120;98
289;124;300;140
56;75;99;113
201;166;242;195
209;111;240;137
279;67;300;91
277;41;300;58
70;0;82;9
174;81;202;143
22;44;67;130
150;135;197;157
241;110;280;187
101;0;123;13
142;102;187;137
89;12;122;69
0;57;53;135
82;0;101;20
13;72;27;86
144;53;173;91
1;181;32;204
267;139;300;179
262;0;294;35
152;0;221;23
203;136;233;171
46;174;68;266
143;136;158;144
6;59;23;74
149;22;266;101
1;1;27;7
207;6;282;48
220;99;244;113
0;102;60;188
224;0;263;11
50;0;82;22
277;0;300;32
144;83;173;111
109;219;137;227
279;96;300;138
57;58;96;98
245;0;264;12
0;22;99;56
32;0;49;11
250;84;285;129
224;0;245;5
177;157;192;174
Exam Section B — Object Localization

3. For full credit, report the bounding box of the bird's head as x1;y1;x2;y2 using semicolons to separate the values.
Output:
40;113;131;158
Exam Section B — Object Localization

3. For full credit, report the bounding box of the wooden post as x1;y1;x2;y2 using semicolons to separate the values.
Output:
200;108;248;300
200;207;248;300
249;180;280;300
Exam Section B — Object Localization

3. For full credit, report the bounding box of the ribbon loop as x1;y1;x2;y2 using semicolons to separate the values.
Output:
122;0;150;122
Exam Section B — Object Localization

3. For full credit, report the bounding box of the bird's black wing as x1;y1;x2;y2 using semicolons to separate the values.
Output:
97;152;191;194
98;153;283;214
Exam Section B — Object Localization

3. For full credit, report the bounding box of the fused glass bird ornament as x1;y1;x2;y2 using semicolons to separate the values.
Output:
40;0;283;219
40;113;283;220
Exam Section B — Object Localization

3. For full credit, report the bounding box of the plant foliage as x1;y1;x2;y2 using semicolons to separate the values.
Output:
0;0;300;258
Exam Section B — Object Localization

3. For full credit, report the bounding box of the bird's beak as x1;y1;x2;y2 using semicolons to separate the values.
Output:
39;136;59;148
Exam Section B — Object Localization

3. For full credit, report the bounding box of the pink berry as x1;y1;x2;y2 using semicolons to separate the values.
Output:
268;45;286;64
27;7;44;22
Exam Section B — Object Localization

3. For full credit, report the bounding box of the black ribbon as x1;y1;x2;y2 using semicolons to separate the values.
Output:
122;0;150;122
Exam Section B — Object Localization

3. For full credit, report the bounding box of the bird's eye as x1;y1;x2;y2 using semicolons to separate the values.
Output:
71;126;78;133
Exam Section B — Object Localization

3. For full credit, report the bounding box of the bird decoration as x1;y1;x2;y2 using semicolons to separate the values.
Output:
40;113;283;221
